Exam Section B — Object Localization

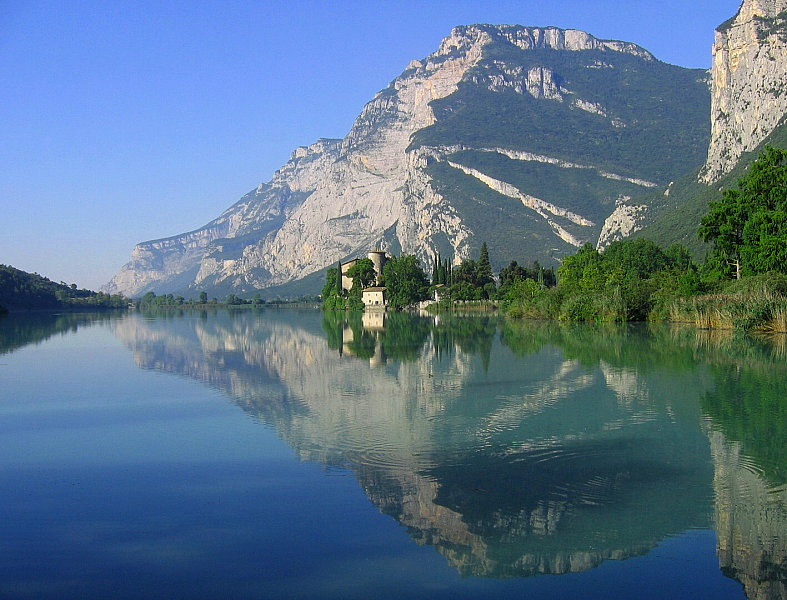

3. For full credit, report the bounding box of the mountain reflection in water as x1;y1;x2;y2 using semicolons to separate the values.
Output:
108;309;785;596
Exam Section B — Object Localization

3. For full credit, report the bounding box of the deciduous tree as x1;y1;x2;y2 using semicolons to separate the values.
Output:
699;146;787;279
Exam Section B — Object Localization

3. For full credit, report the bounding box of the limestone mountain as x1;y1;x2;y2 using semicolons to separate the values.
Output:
105;25;710;298
701;0;787;183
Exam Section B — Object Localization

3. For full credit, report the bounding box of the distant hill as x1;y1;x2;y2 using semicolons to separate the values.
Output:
0;264;128;312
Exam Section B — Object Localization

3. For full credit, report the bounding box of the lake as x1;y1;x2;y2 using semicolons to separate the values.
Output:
0;309;784;599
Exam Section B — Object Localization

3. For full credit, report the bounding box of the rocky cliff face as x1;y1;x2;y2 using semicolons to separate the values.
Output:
105;25;709;298
701;0;787;183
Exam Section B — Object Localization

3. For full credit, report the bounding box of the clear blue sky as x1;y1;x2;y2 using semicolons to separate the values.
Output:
1;0;741;290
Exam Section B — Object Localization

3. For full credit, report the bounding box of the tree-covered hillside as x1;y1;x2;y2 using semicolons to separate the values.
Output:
0;265;128;312
412;47;710;182
634;120;787;258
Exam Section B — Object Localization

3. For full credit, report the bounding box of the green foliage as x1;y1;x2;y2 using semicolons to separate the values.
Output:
382;255;430;309
504;239;701;322
139;290;265;308
602;238;669;279
667;272;787;331
440;243;505;302
345;258;377;292
477;242;493;288
556;244;601;294
431;252;452;286
321;263;354;311
322;267;340;301
699;146;787;280
455;259;479;287
503;278;549;319
497;260;556;299
0;264;128;310
451;280;482;301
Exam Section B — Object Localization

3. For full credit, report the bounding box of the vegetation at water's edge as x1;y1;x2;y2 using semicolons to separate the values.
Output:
503;146;787;330
322;254;431;311
0;265;129;312
0;264;320;314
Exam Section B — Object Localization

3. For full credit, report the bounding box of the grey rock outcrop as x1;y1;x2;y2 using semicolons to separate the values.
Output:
700;0;787;183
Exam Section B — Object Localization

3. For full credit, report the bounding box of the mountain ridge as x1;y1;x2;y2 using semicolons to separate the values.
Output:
105;24;710;298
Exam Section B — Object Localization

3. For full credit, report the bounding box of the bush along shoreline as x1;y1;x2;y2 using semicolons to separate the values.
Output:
501;146;787;331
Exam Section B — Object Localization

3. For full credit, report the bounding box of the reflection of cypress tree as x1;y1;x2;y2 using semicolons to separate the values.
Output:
432;327;455;362
702;364;787;485
321;312;346;351
478;332;493;373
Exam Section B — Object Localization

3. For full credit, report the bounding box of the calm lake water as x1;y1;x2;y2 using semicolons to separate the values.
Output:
1;309;785;599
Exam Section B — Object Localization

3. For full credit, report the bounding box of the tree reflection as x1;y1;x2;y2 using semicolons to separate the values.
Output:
0;311;120;355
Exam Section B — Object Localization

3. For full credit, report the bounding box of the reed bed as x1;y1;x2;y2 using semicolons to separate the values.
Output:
666;273;787;332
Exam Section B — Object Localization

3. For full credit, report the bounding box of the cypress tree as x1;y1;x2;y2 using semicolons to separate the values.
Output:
477;242;493;286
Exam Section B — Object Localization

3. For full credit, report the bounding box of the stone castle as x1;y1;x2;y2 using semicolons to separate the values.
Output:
340;250;387;291
340;249;388;307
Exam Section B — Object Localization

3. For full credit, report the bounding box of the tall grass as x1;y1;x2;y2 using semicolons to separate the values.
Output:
666;272;787;332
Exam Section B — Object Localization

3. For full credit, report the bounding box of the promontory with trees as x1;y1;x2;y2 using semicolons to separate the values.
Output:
0;265;130;313
324;146;787;333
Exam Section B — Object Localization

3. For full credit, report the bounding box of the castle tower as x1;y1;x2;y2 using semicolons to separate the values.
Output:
367;250;387;285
